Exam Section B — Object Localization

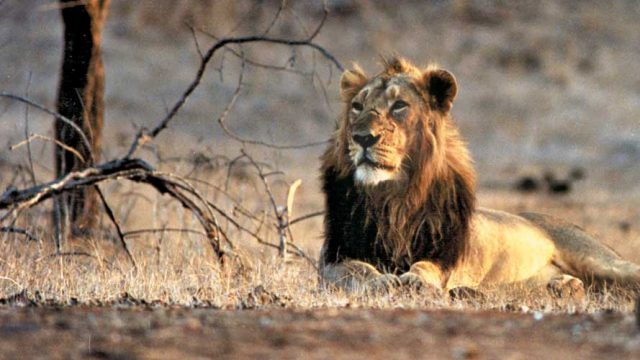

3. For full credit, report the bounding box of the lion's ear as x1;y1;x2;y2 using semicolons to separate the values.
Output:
422;69;458;113
340;66;367;100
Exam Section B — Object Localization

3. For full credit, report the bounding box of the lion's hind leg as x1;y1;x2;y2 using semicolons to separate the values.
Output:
521;212;640;291
321;260;401;293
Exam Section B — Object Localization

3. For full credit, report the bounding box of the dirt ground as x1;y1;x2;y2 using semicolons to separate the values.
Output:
0;306;638;359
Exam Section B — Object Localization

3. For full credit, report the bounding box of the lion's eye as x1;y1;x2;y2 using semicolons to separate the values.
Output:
391;100;409;112
351;101;363;112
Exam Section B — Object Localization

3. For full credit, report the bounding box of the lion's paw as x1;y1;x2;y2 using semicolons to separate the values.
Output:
399;273;443;297
547;274;585;300
364;273;402;294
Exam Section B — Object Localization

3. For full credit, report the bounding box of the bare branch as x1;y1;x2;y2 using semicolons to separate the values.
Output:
214;48;329;149
0;93;94;162
11;133;86;164
0;226;38;241
23;72;36;186
263;0;286;36
0;7;337;271
289;210;324;226
125;30;342;157
0;158;227;261
187;23;204;59
123;228;207;238
95;185;136;268
307;0;329;41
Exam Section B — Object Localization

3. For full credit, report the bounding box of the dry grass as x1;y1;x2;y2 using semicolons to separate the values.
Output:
0;165;638;314
0;228;637;313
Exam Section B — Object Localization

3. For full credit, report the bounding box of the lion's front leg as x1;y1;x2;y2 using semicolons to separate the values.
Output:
399;261;445;296
321;260;401;293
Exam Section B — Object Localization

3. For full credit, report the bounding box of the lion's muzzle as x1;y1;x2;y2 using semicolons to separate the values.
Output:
352;133;380;148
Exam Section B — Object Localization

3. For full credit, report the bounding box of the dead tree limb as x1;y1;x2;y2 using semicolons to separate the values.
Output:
0;158;226;261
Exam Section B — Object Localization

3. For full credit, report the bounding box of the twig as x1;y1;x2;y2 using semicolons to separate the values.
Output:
53;195;64;252
0;226;38;241
280;179;302;258
186;175;266;223
242;150;280;221
187;24;204;59
289;210;324;226
215;63;328;149
224;153;246;191
0;93;94;162
220;44;311;74
23;72;36;186
125;31;342;158
306;0;329;41
242;150;299;260
262;0;286;36
11;133;86;164
95;185;136;269
37;251;100;262
123;227;207;238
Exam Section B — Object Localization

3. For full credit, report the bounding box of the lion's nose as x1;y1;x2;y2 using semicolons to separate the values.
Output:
352;133;380;148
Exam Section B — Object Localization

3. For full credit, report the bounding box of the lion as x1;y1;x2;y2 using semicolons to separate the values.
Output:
319;57;640;297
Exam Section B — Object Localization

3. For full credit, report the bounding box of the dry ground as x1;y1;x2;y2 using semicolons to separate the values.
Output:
1;307;640;359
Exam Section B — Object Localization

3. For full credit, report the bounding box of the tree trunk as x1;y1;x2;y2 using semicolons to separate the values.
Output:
55;0;109;235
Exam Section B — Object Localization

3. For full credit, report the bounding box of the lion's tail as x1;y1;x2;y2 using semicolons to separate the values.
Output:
521;212;640;288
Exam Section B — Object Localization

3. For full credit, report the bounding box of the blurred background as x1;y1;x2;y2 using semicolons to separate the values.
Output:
1;0;639;260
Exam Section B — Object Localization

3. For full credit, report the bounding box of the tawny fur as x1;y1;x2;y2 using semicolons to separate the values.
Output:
320;57;640;295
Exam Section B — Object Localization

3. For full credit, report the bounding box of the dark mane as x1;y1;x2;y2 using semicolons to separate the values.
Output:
320;59;476;274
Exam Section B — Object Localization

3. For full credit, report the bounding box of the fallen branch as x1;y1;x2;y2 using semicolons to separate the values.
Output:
0;158;226;261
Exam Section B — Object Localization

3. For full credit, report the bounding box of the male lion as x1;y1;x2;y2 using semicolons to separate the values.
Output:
319;57;640;296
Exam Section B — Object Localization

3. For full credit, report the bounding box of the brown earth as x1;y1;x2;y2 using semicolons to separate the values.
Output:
1;306;639;359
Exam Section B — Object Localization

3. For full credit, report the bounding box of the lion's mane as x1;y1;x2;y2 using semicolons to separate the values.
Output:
320;58;477;274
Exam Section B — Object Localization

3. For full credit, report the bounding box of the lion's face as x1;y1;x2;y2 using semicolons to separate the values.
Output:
346;76;419;185
339;59;458;186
